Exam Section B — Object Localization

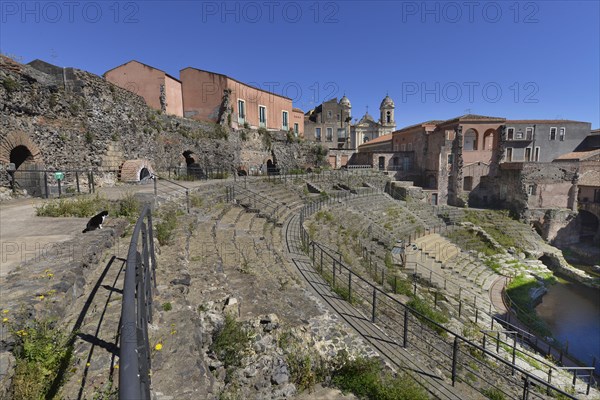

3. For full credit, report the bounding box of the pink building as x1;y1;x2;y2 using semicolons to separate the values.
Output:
104;60;183;117
180;67;303;134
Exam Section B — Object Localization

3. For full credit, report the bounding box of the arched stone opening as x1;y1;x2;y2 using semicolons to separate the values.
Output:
483;129;495;151
464;129;478;151
182;150;203;179
119;159;155;183
139;167;151;181
0;131;43;168
538;254;555;269
10;145;33;170
579;210;599;243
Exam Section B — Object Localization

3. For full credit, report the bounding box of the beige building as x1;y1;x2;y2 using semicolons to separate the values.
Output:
104;60;184;117
351;95;396;148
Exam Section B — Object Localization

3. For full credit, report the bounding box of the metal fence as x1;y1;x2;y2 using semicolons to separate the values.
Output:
166;166;233;181
298;197;595;399
153;176;191;213
332;191;599;380
9;168;101;198
119;204;157;400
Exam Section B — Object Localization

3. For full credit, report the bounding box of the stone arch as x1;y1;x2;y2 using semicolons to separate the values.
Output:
464;128;478;151
483;129;495;150
182;150;198;166
579;210;599;243
119;159;155;182
0;131;43;169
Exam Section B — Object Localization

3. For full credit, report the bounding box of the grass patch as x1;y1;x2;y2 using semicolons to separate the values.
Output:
484;258;503;273
189;194;204;208
162;302;172;311
315;210;334;223
462;210;524;252
447;228;498;256
35;193;141;223
481;387;506;400
331;356;427;400
388;275;413;296
407;296;448;335
207;171;229;180
36;194;108;218
2;77;21;93
210;314;251;369
9;319;72;400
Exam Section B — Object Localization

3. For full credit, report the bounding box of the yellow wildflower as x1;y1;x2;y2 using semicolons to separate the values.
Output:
2;309;8;314
2;318;8;323
38;295;45;300
154;343;163;351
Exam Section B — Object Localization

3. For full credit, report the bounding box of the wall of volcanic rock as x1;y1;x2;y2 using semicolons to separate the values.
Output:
0;56;331;189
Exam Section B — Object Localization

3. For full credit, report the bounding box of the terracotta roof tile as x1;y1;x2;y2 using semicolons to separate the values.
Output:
555;149;600;161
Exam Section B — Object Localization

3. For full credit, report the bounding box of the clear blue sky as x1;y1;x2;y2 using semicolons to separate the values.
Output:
1;0;599;128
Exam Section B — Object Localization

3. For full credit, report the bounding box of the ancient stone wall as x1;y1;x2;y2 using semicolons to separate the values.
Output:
0;57;318;189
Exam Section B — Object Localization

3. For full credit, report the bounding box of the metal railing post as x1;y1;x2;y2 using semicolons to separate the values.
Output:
512;333;517;375
44;171;49;198
451;336;459;386
522;375;530;400
371;288;377;322
403;308;409;348
348;272;352;302
332;260;336;287
185;189;190;213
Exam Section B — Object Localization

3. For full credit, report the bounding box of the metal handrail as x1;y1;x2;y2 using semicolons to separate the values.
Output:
119;204;157;400
298;195;589;398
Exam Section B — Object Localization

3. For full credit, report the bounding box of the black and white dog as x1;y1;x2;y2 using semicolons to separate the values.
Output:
82;211;109;233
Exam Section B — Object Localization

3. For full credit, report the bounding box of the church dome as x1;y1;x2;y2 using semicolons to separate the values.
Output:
380;95;395;109
339;95;351;108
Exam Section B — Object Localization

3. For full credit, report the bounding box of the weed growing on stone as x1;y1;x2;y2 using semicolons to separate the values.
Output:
481;387;507;400
447;228;498;256
387;274;413;296
286;349;327;392
406;296;449;335
8;319;73;400
190;194;204;208
484;258;503;273
155;208;179;246
90;380;118;400
116;192;142;223
211;314;251;369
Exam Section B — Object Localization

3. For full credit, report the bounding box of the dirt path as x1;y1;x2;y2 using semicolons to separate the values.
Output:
0;175;240;276
0;199;88;277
